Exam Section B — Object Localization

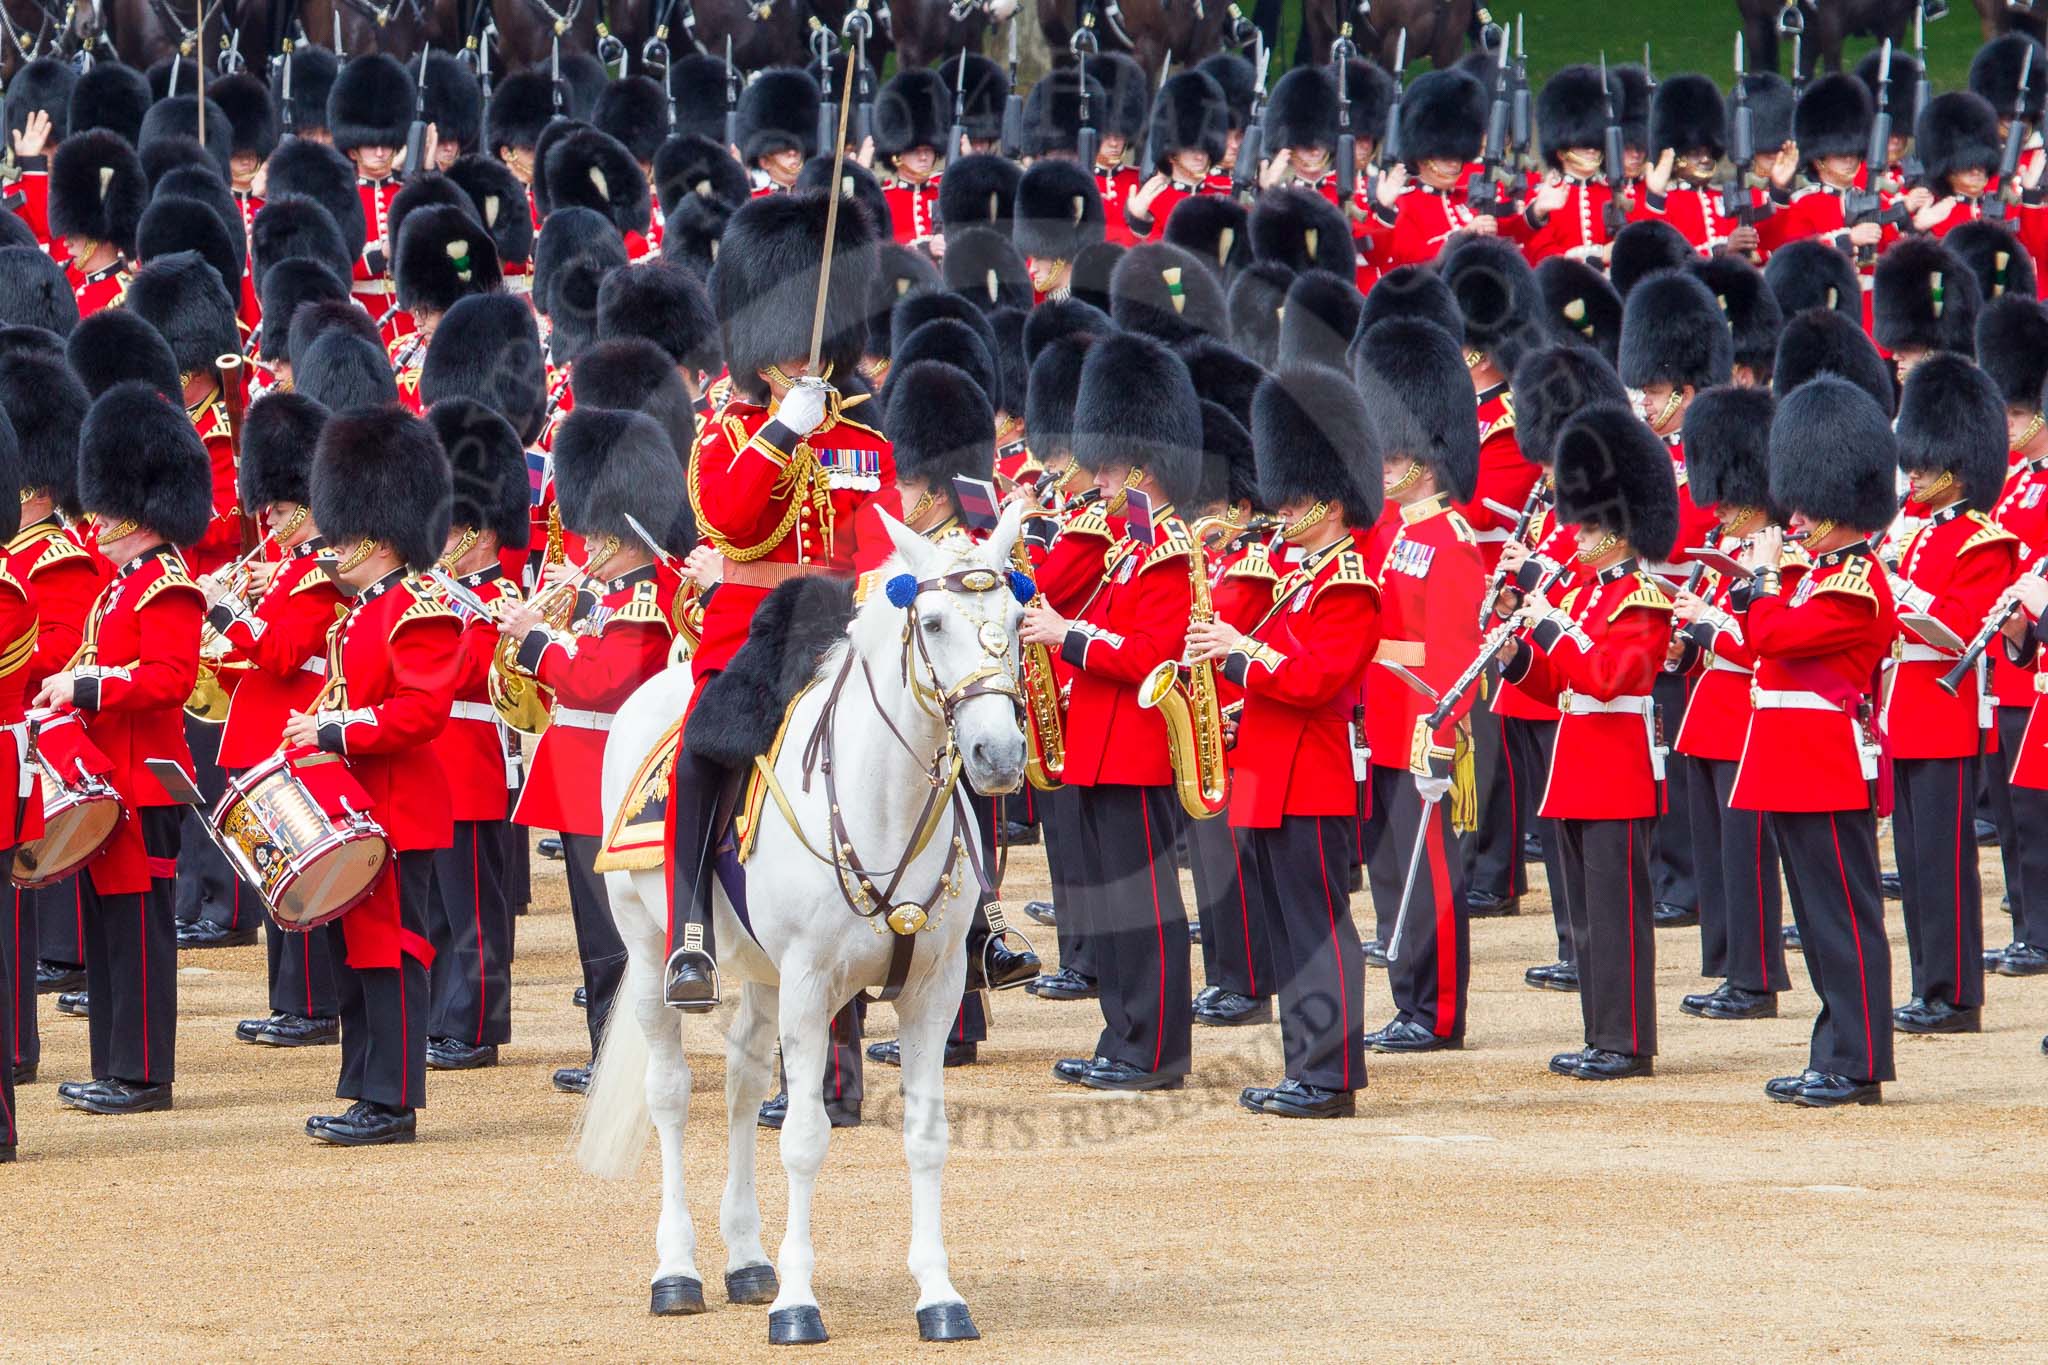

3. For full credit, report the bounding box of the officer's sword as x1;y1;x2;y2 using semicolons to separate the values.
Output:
803;38;862;372
1385;795;1439;966
428;567;499;619
622;512;685;572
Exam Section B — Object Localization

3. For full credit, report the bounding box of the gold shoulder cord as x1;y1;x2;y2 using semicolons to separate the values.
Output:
686;416;829;564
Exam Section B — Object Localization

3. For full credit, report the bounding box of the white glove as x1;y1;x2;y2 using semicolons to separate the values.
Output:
1414;774;1452;804
775;378;831;438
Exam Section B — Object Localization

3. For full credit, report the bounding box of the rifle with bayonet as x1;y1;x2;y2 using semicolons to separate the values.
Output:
1332;24;1357;211
1233;27;1269;198
844;1;874;154
1989;40;2034;223
945;46;967;172
809;19;839;158
1380;27;1406;168
1000;17;1023;158
1076;36;1099;172
1600;53;1629;234
723;35;739;152
1723;33;1757;225
278;38;295;136
1467;28;1516;218
1901;4;1929;182
403;44;430;180
1843;38;1910;260
1510;14;1531;172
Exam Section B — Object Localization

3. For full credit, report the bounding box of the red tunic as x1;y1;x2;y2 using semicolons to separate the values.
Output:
69;545;203;893
1490;501;1576;724
1095;164;1144;246
1222;536;1381;827
432;566;521;823
1036;501;1195;789
186;384;246;578
1524;175;1625;263
1458;385;1542;576
1505;559;1672;820
1631;182;1744;256
1731;543;1898;813
687;395;900;676
1363;494;1485;769
1882;505;2018;759
352;176;401;312
6;166;50;247
6;518;105;688
1369;182;1532;269
388;328;428;416
512;564;673;835
213;541;346;770
882;174;941;244
0;563;38;841
69;258;132;316
1674;543;1810;764
1991;452;2048;711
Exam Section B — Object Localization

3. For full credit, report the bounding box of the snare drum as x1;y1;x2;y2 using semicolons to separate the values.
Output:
13;711;123;888
213;752;390;931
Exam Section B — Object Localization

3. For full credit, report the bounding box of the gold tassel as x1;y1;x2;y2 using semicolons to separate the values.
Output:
1449;721;1478;834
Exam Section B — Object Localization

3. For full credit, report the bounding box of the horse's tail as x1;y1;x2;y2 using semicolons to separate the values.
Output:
574;947;657;1180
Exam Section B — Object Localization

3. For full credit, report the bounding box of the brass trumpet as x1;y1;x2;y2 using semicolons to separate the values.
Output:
186;531;278;724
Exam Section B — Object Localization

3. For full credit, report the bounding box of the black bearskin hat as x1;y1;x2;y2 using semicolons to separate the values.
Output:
139;96;231;178
1895;352;2007;505
1613;64;1651;149
1770;374;1898;529
570;338;698;462
329;54;414;153
1652;72;1726;158
210;72;279;161
1026;333;1092;461
593;75;668;165
79;381;213;544
653;132;751;217
1227;260;1293;370
0;248;76;337
533;204;625;325
1873;235;1981;356
423;52;484;155
943;226;1032;312
1689;253;1783;382
1145;71;1230;171
1948;218;2037;301
430;397;530;548
1198;399;1257;511
1970;33;2048;123
1352;318;1479;500
1072;330;1201;507
1019;68;1106;158
312;406;452;571
660;194;727;280
885;360;996;493
154;163;246;270
396;203;503;317
939;153;1021;238
250;195;353;299
1553;405;1679;561
264;139;366;255
1773;308;1896;417
1164;194;1251;278
1110;241;1227;344
123;250;237;374
1398;68;1487;164
1854;46;1921;126
948;53;1008;145
1196;53;1256;130
272;44;339;136
987;306;1029;419
890;288;995;364
48;129;146;251
1358;263;1464;341
385;173;478;264
1510;344;1629;469
1252;362;1381;522
1022;296;1111;365
1681;386;1778;515
795;154;891;243
257;259;350;364
297;330;400;410
1619;268;1733;391
1794;72;1873;162
1535;255;1622;366
1098;52;1150;142
1538;64;1612;165
1741;71;1795;151
238;391;329;511
545;125;653;237
551;406;695;556
1918;91;2001;184
736;68;818;162
1013;158;1105;263
1181;338;1263;430
667;54;734;144
446;154;535;270
486;69;556;154
892;319;995;405
1608;217;1694;300
136;193;240;300
6;57;74;141
288;300;383;368
1764;237;1862;322
0;349;87;513
1248;185;1354;277
68;61;151;145
1976;294;2048;409
598;260;719;374
1264;66;1335;152
1441;233;1542;371
711;189;874;393
1070;239;1122;315
874;67;949;161
863;243;941;358
66;308;176;398
1276;269;1361;374
420;293;548;444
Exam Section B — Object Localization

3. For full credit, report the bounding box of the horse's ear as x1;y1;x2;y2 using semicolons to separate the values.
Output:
878;510;937;577
984;500;1025;569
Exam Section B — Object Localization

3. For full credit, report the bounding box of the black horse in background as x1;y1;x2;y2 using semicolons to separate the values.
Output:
1301;0;1474;73
1738;0;1928;77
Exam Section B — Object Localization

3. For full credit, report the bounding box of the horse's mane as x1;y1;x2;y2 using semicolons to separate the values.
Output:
683;575;858;768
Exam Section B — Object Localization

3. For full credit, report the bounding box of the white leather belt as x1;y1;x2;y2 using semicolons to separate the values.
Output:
2036;673;2048;695
300;657;327;676
1707;656;1750;674
1896;642;1954;664
1561;693;1653;717
551;707;614;732
450;700;498;723
1751;688;1843;711
1469;527;1512;543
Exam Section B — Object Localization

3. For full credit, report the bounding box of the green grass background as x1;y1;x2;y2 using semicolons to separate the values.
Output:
1271;0;1992;88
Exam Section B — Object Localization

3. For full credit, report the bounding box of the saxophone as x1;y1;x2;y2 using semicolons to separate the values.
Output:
488;502;570;735
1137;541;1228;820
1011;540;1067;791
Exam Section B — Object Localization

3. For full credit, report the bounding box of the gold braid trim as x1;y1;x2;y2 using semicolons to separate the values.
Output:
687;417;832;564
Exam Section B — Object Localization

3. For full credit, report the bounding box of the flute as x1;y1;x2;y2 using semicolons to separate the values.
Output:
1938;554;2048;695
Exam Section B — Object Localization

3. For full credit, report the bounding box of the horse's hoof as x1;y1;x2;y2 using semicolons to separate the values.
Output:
767;1304;828;1345
725;1263;780;1305
917;1302;980;1342
650;1275;706;1316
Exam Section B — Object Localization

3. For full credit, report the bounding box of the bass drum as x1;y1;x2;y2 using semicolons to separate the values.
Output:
213;753;390;931
12;712;122;888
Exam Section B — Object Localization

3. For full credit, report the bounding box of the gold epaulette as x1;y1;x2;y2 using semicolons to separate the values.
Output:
1311;549;1378;605
612;580;677;631
705;373;733;413
291;567;341;596
1480;394;1516;444
1136;522;1198;575
1811;556;1880;606
1064;504;1114;540
1959;509;2021;557
1779;543;1813;572
28;535;91;577
392;591;459;636
1607;572;1674;622
135;557;204;608
1225;542;1279;582
1446;509;1478;545
825;406;884;440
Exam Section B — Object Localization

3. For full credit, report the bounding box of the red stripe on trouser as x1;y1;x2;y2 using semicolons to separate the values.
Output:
138;894;151;1079
11;888;20;1066
1315;822;1350;1089
1754;813;1769;988
399;963;412;1108
1502;718;1519;879
1139;794;1168;1073
1230;830;1256;996
472;831;488;1045
1953;763;1966;991
1626;825;1639;1054
74;882;82;959
1426;813;1457;1038
1830;812;1876;1078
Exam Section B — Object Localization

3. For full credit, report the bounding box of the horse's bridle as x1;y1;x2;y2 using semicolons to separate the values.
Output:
334;0;426;30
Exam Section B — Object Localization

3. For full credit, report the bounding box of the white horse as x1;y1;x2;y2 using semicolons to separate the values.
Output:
575;507;1029;1346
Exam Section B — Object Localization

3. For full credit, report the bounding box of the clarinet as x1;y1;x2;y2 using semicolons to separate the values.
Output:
1477;478;1553;630
1939;554;2048;695
1429;559;1571;731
